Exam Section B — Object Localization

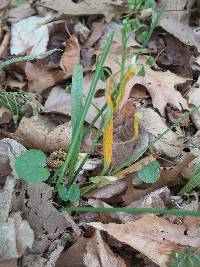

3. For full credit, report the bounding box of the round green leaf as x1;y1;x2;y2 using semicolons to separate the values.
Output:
58;185;69;201
15;149;50;183
170;247;200;267
138;160;160;183
68;184;80;202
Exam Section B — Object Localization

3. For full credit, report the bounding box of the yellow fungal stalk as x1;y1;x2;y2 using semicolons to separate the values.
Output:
114;64;137;111
103;78;113;170
132;111;140;141
103;64;137;171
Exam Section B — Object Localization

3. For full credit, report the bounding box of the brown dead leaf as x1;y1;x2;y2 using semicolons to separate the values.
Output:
187;77;200;129
85;180;127;199
84;19;106;48
60;35;80;73
175;130;200;179
89;214;200;267
84;230;126;267
56;231;125;267
55;237;88;267
25;61;66;93
11;116;72;153
112;123;150;169
158;0;200;52
140;108;185;157
127;66;189;116
123;187;170;217
0;0;10;18
89;187;170;224
44;74;106;127
0;107;12;124
8;3;35;23
0;138;26;180
6;77;27;90
38;0;128;21
152;31;194;78
0;26;10;57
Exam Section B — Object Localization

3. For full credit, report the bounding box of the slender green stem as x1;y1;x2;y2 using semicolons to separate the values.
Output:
0;49;61;70
83;103;107;139
57;33;114;186
135;4;166;61
61;206;200;217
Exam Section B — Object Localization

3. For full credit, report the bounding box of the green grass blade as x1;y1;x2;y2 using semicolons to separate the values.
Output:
179;165;200;195
0;48;61;70
71;65;83;133
68;65;84;176
57;32;114;185
61;206;200;217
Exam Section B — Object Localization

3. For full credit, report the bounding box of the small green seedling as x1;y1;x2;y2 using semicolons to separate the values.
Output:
58;184;80;202
138;160;160;183
15;149;50;183
170;247;200;267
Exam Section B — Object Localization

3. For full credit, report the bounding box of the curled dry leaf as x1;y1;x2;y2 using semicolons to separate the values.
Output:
0;107;12;124
111;101;144;168
6;77;27;90
38;0;128;21
85;180;127;199
25;61;66;93
0;138;26;179
89;214;200;267
8;3;35;23
0;0;10;18
11;115;72;153
56;231;126;267
0;26;10;57
83;230;126;267
44;74;106;126
84;19;106;48
127;65;189;116
158;0;200;52
60;35;80;73
140;108;185;157
75;22;91;44
10;15;50;55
